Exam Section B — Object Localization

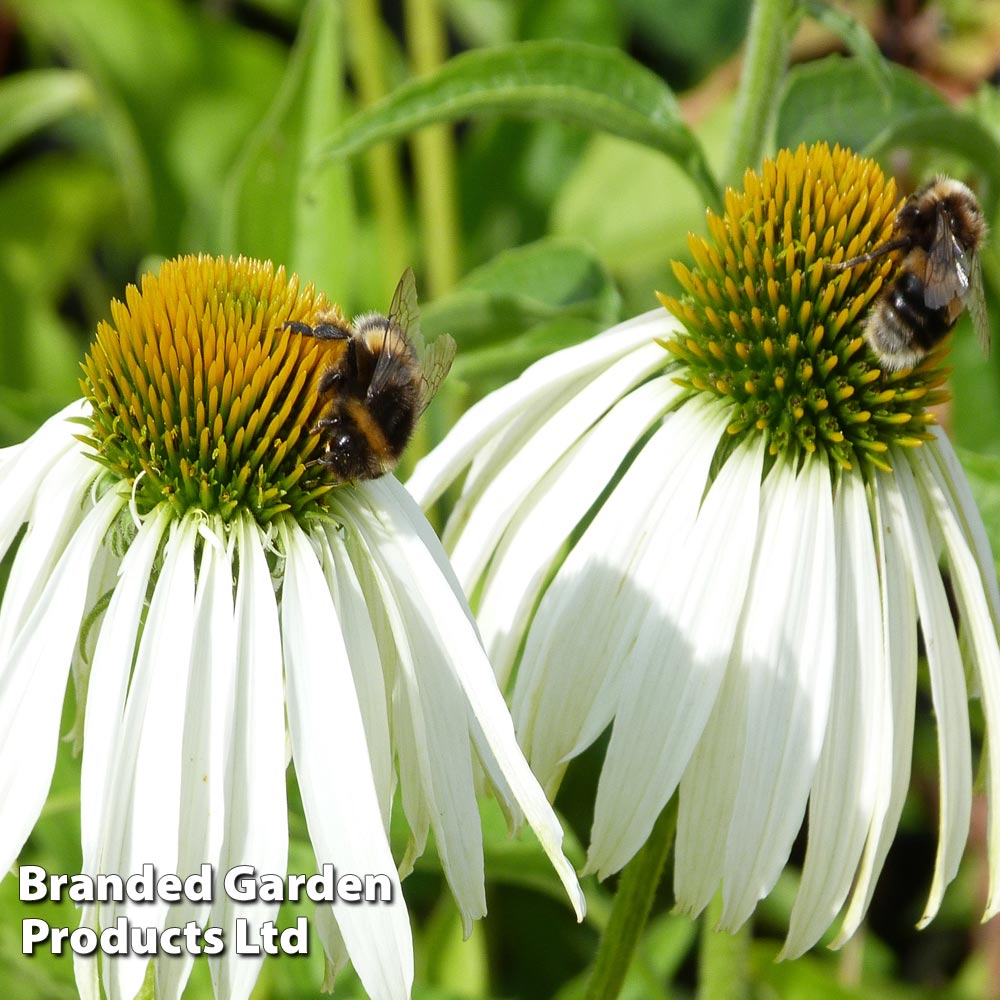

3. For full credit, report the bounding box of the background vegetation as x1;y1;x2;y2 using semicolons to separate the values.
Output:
2;0;1000;997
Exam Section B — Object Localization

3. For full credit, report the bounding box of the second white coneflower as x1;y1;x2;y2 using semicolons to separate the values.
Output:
0;254;583;1000
408;143;1000;956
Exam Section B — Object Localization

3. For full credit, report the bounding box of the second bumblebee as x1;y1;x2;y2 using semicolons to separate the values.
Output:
832;176;990;371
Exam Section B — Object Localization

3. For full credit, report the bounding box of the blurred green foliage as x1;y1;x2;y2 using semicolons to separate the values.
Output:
3;0;1000;998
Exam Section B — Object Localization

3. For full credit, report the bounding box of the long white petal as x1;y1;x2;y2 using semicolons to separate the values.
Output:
513;398;721;796
783;468;884;958
157;520;236;1000
318;526;394;828
0;446;98;662
587;432;764;878
882;455;971;927
338;486;586;921
362;477;524;826
408;311;677;508
73;904;100;1000
928;428;1000;623
0;487;124;876
834;479;918;945
446;340;672;591
675;641;750;915
98;514;200;1000
0;400;88;560
209;515;288;1000
912;448;1000;917
280;519;412;1000
477;377;682;686
81;504;172;872
720;455;837;930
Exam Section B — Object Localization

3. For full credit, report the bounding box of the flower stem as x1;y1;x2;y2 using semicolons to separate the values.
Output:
724;0;798;188
345;0;410;289
403;0;461;297
696;894;751;1000
583;801;677;1000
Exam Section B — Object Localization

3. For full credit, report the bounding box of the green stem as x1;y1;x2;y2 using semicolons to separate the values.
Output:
724;0;798;188
696;894;751;1000
403;0;461;297
345;0;410;289
583;801;677;1000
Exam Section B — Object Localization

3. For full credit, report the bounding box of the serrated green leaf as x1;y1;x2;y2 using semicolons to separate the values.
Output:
0;69;96;157
318;39;721;210
221;0;356;301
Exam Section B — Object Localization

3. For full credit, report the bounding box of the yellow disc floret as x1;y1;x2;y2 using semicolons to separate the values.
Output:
660;143;950;473
80;254;348;523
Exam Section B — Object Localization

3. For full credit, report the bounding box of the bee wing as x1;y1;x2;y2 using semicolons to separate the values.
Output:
368;268;422;397
387;266;424;355
968;250;992;358
923;210;970;309
417;334;457;415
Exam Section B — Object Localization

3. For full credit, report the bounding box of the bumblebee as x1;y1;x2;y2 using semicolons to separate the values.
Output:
285;268;456;482
832;176;990;371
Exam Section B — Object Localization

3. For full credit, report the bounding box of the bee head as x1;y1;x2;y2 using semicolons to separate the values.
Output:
904;177;987;254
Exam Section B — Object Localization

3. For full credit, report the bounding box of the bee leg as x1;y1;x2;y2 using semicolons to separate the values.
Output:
284;321;351;340
311;415;341;435
318;368;343;395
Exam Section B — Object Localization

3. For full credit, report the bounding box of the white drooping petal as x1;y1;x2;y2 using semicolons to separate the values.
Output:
157;521;236;1000
209;515;288;1000
720;455;837;930
0;446;98;660
675;636;750;915
0;486;124;877
927;428;1000;623
0;399;88;560
912;447;1000;918
338;483;586;923
80;504;172;873
834;479;918;946
477;377;682;686
97;514;200;1000
318;526;395;828
408;310;677;508
514;398;722;797
783;468;884;958
587;432;764;879
445;339;672;590
882;454;972;927
342;496;487;932
280;519;412;1000
372;477;522;826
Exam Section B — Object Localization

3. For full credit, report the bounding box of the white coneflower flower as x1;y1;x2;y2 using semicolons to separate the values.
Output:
0;254;583;1000
408;143;1000;956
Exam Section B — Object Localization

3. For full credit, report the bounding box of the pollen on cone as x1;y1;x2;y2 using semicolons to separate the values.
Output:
80;254;349;523
659;142;951;474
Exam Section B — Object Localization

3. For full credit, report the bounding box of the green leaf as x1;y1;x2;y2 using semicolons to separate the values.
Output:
318;39;721;211
957;449;1000;577
866;108;1000;204
0;69;96;157
421;239;621;382
778;56;1000;206
777;55;944;154
799;0;891;99
220;0;355;301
